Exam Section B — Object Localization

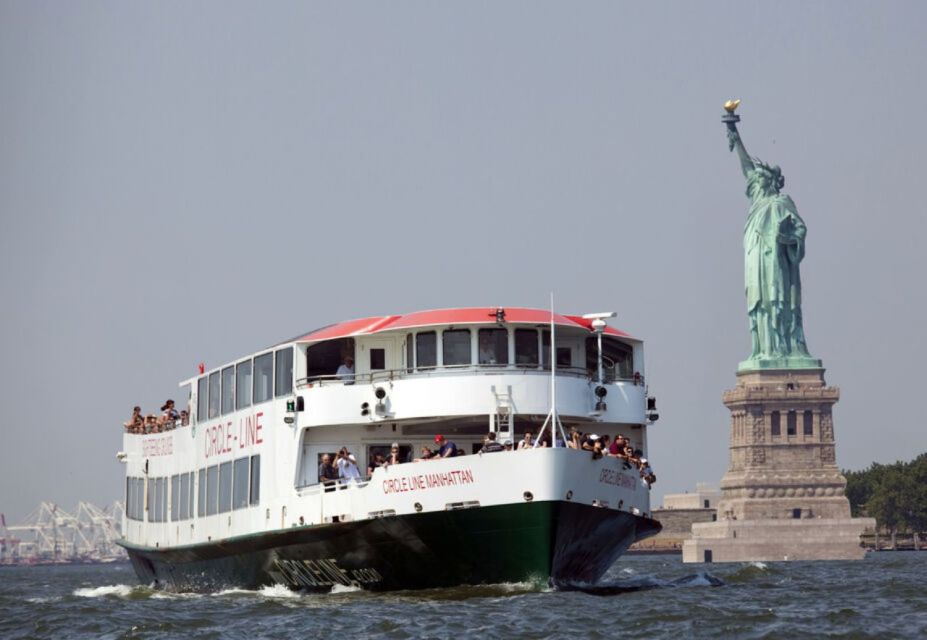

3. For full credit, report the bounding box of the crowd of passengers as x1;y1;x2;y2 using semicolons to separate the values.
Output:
319;429;657;489
122;400;190;434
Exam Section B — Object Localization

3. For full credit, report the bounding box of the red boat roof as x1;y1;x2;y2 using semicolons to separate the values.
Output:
292;307;635;344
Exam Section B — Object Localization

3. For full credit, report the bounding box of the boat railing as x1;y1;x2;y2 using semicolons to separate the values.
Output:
297;365;642;389
296;478;372;523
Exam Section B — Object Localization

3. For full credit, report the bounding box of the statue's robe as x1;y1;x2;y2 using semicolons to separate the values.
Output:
744;170;808;356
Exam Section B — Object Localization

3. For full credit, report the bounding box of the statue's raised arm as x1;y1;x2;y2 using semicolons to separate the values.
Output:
722;100;754;178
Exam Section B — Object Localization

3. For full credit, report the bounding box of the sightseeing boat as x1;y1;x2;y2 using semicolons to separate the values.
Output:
117;307;662;591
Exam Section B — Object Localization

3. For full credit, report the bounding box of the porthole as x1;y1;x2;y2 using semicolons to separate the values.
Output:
523;491;534;502
565;490;573;501
414;502;423;512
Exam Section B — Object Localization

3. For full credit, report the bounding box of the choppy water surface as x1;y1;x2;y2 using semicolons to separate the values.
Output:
1;553;925;639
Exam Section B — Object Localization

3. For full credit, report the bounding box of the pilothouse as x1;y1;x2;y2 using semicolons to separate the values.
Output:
118;307;662;591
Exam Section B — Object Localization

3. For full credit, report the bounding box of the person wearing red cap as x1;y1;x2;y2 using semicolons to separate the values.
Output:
434;434;458;458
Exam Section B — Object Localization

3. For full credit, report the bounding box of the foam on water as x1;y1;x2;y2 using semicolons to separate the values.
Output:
330;583;363;594
73;584;135;598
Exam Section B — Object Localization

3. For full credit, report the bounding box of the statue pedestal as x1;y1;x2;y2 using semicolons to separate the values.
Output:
682;368;875;563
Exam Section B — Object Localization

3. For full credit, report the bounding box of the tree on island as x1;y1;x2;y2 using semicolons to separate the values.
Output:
844;453;927;550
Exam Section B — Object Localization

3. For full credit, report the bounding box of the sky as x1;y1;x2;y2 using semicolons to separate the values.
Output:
1;1;925;522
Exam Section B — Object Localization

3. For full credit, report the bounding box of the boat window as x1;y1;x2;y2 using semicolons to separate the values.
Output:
585;337;633;380
218;461;233;513
253;352;273;404
416;332;437;369
405;335;413;373
206;465;219;516
556;347;571;367
443;330;471;366
236;360;252;410
198;468;207;517
221;366;235;415
370;348;386;370
478;329;508;365
250;455;261;505
233;457;250;510
171;474;180;521
197;377;208;424
514;329;539;366
306;338;354;381
542;330;551;367
208;371;221;419
179;472;191;520
274;347;293;398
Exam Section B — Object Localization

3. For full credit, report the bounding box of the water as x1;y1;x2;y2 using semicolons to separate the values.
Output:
1;553;925;639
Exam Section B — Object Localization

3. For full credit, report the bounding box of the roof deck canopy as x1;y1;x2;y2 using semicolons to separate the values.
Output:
292;307;635;345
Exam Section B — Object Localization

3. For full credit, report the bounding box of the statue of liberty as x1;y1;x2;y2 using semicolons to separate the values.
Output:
722;101;820;370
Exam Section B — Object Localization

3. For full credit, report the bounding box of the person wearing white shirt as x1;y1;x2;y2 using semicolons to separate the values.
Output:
336;449;361;482
335;356;355;385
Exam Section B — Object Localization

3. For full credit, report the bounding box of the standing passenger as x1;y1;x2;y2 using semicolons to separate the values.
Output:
434;435;457;458
335;356;355;385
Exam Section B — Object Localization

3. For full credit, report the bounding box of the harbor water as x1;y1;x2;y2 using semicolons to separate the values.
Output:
1;552;924;639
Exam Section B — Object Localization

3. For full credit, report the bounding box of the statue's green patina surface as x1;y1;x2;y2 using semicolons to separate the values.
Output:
723;104;821;371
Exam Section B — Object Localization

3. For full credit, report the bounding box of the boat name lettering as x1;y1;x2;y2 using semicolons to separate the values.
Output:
204;412;264;459
272;558;382;588
598;468;637;489
142;436;173;457
381;469;475;494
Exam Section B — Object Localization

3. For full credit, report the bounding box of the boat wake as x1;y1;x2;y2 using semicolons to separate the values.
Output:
553;571;724;596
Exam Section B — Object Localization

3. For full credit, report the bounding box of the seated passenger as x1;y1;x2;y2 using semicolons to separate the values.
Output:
367;452;386;477
335;356;355;385
434;434;457;458
518;431;534;450
319;454;339;488
385;443;402;466
480;432;504;453
124;406;143;432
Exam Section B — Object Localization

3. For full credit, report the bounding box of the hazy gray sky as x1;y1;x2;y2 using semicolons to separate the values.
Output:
1;1;925;521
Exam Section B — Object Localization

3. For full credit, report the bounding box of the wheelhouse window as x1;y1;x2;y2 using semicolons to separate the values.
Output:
236;360;252;410
514;329;539;366
370;348;385;370
405;336;413;373
443;330;471;366
275;347;293;397
585;337;634;380
253;352;273;404
221;366;235;415
208;371;221;419
478;328;508;365
416;332;436;369
197;377;208;424
306;338;354;381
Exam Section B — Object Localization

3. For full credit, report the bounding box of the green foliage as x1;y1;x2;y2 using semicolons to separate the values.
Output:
844;453;927;532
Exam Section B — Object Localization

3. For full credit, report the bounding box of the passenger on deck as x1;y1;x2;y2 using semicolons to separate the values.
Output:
367;452;386;476
415;445;435;461
434;434;457;458
336;448;362;482
335;356;355;385
385;443;402;466
160;399;179;428
591;438;605;460
567;427;582;449
518;431;533;450
319;454;338;488
145;414;158;433
581;434;599;451
480;432;504;453
640;458;656;487
124;406;143;432
503;439;513;451
180;410;189;426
